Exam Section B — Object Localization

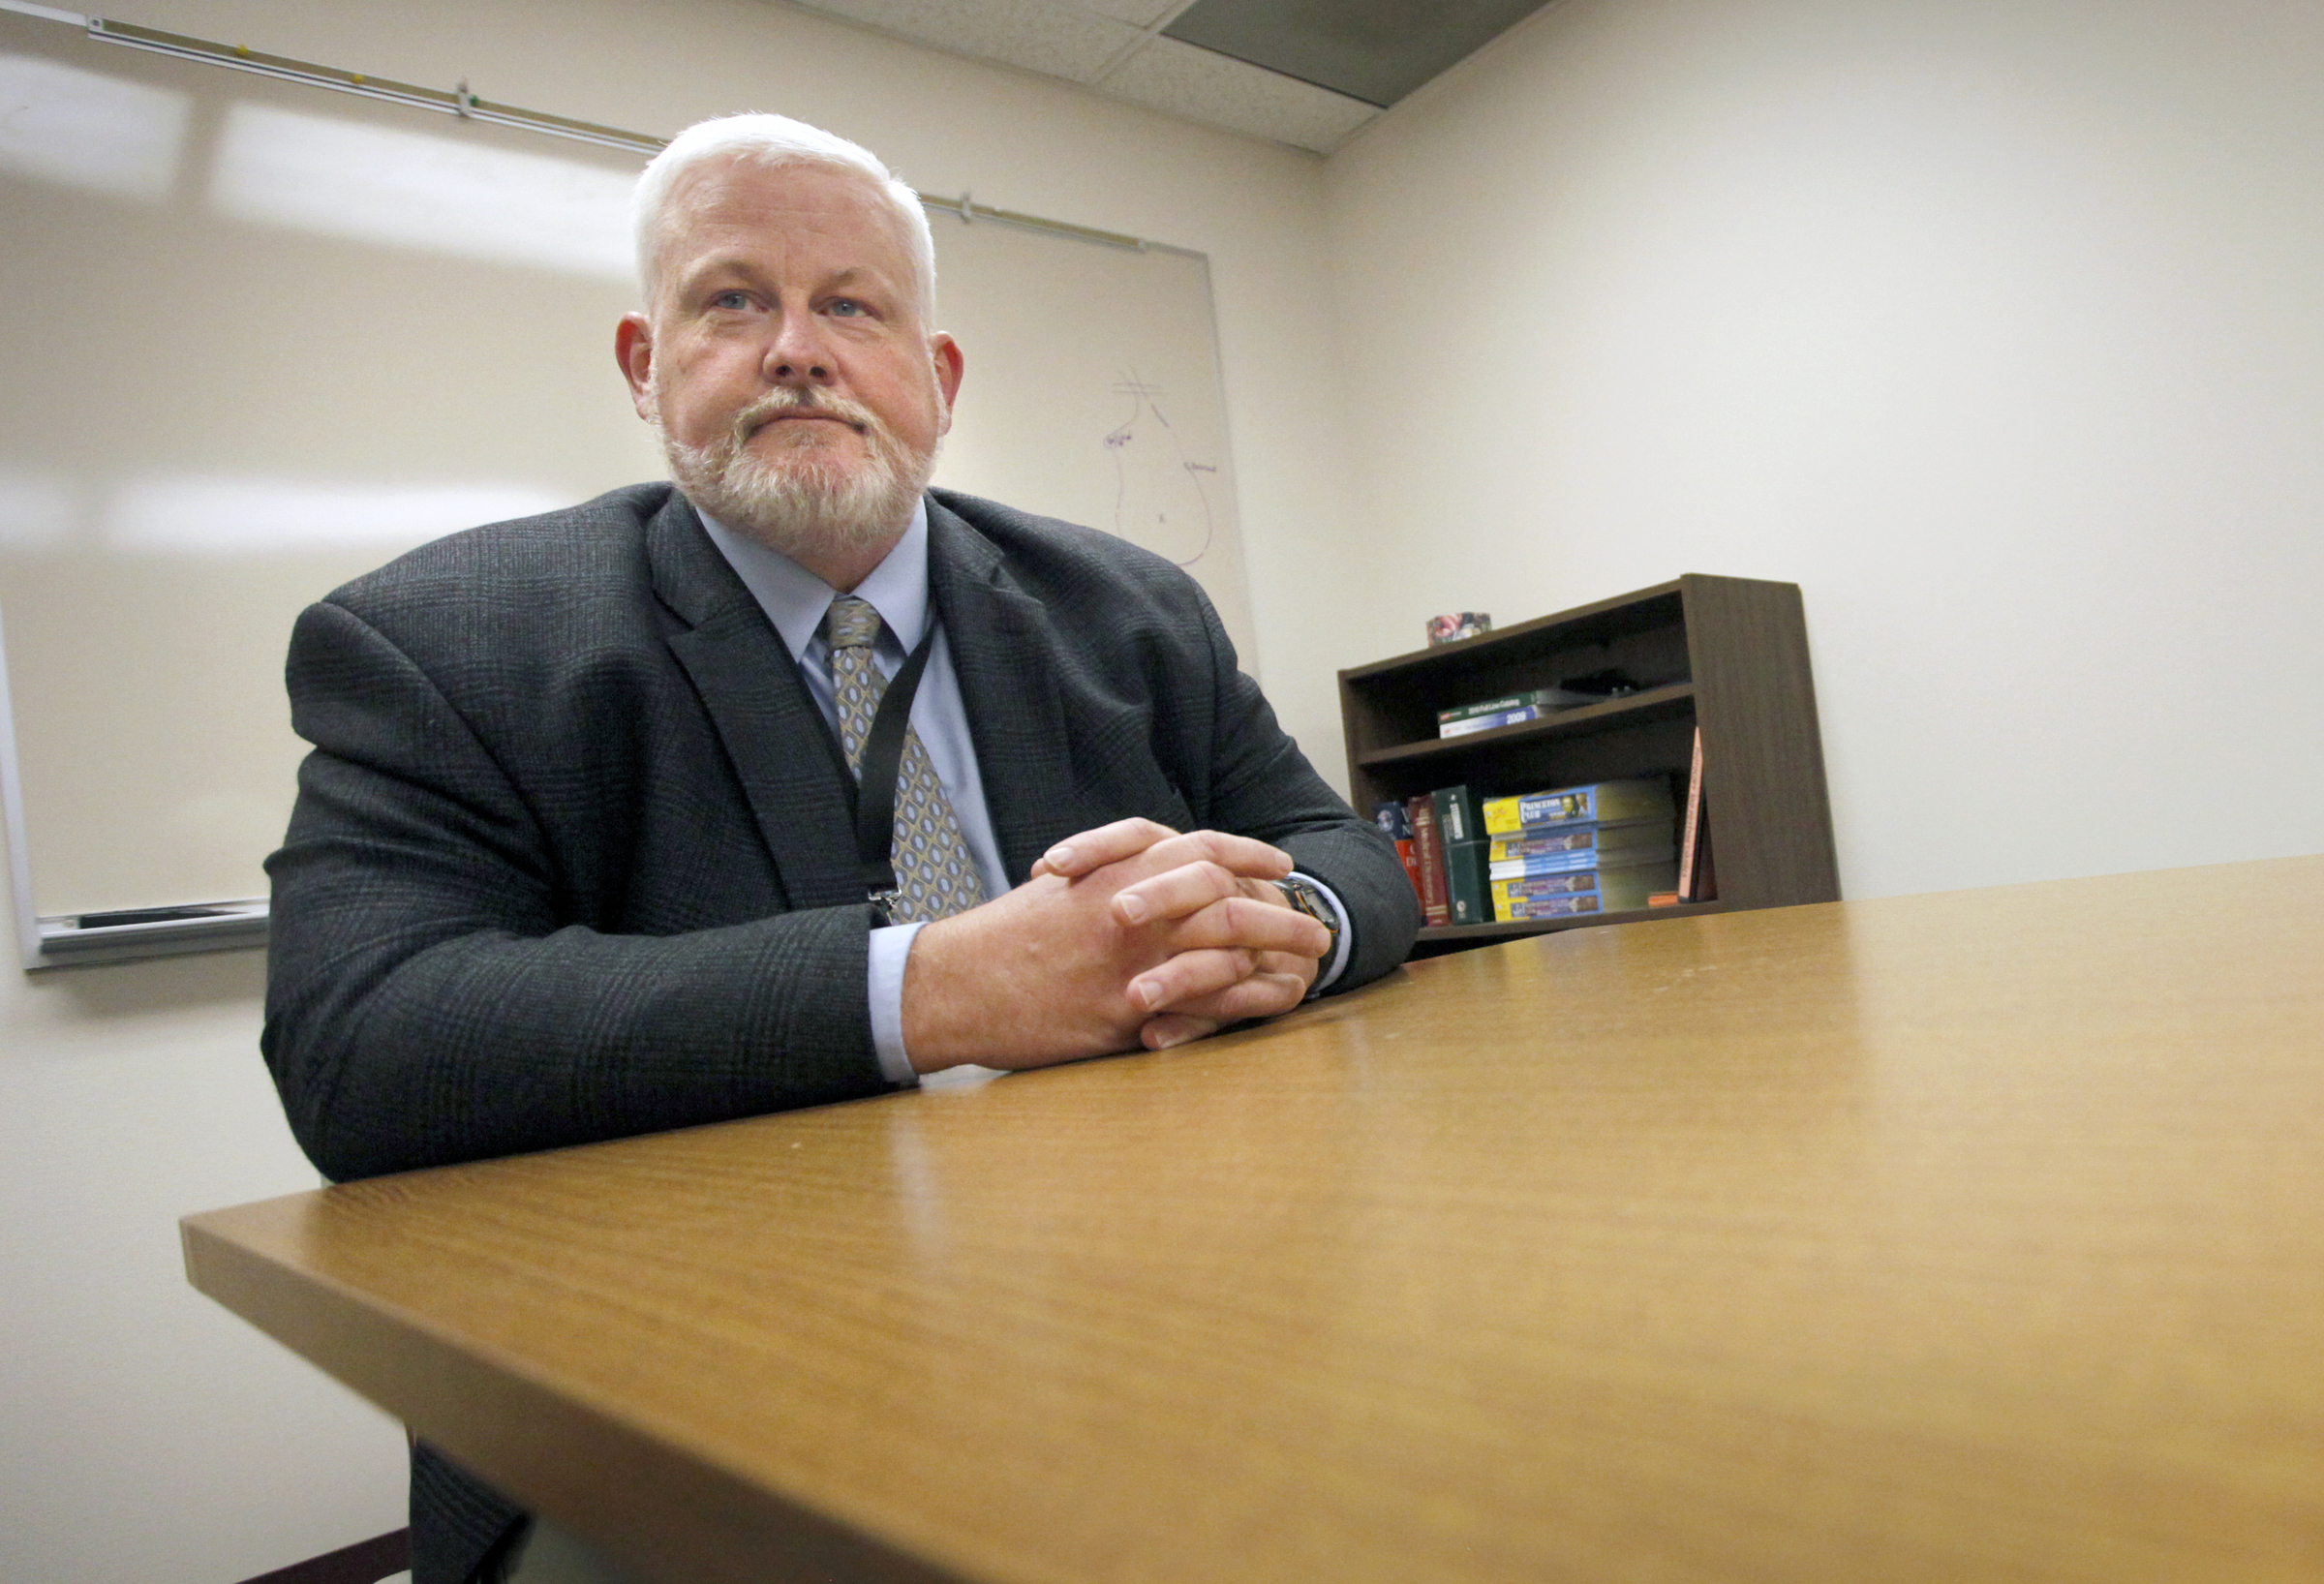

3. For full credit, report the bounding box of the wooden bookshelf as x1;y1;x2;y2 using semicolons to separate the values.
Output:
1341;575;1839;959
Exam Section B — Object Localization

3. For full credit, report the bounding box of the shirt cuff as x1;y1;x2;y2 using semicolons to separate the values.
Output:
1291;870;1354;995
868;921;927;1085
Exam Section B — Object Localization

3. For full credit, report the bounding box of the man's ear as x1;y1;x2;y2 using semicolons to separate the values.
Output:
615;313;656;420
931;332;964;434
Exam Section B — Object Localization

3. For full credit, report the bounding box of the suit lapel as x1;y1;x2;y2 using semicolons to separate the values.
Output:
927;501;1082;883
647;494;869;911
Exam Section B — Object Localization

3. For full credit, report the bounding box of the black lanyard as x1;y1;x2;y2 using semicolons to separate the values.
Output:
852;625;938;924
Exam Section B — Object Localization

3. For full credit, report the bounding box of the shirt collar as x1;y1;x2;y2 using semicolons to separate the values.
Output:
694;498;932;659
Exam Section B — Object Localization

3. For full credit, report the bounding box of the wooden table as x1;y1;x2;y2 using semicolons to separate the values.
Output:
184;858;2324;1583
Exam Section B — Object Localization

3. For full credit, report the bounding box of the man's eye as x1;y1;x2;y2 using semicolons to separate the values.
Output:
828;298;866;317
710;290;752;311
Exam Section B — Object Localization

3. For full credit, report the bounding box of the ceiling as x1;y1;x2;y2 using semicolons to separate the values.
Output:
764;0;1553;154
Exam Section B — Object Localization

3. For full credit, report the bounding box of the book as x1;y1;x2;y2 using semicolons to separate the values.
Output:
1487;868;1600;899
1486;825;1671;861
1495;890;1604;919
1406;792;1451;927
1487;839;1677;879
1373;801;1423;907
1685;817;1717;903
1483;777;1674;835
1446;840;1491;922
1490;861;1676;899
1492;861;1678;918
1434;685;1606;726
1431;785;1492;925
1433;782;1482;845
1678;727;1717;903
1438;705;1541;738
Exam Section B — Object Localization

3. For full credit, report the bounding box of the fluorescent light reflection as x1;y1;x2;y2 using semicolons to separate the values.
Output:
0;472;76;548
0;52;189;200
208;103;635;280
107;476;565;554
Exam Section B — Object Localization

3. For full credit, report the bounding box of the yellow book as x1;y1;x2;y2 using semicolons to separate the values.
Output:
1483;777;1674;835
1491;862;1679;918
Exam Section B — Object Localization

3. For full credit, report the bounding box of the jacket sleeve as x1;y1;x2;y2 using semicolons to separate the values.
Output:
262;598;891;1183
1179;594;1422;992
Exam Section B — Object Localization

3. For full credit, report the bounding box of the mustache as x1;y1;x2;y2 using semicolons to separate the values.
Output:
728;385;879;443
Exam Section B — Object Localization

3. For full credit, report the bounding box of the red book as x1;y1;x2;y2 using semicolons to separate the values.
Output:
1406;792;1452;927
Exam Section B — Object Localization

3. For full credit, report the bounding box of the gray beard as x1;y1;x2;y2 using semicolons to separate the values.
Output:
657;387;935;563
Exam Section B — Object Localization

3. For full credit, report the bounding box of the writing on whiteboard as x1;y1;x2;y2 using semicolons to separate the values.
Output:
1103;371;1216;567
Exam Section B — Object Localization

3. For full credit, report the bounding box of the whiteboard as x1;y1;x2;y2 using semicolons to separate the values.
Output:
933;219;1251;653
0;4;1249;963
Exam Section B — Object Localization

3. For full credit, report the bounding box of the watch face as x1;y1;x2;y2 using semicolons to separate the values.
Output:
1280;878;1337;935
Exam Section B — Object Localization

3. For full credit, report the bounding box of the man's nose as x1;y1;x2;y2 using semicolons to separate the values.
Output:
765;313;835;384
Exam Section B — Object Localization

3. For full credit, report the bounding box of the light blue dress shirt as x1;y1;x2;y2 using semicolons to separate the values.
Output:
696;501;1350;1084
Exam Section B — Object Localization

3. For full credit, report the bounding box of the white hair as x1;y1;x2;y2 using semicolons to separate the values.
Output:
631;112;936;316
655;383;935;563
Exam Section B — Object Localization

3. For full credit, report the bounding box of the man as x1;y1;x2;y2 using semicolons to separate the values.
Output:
263;114;1417;1582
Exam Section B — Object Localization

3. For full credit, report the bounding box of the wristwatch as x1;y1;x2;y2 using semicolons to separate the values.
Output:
1273;873;1341;960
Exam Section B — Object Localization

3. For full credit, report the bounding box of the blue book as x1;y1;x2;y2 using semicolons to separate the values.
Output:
1489;838;1675;879
1439;705;1541;738
1488;824;1675;862
1483;777;1673;835
1495;891;1605;920
1493;862;1676;916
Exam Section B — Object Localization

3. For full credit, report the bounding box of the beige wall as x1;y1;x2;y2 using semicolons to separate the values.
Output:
0;2;1355;1578
1321;0;2324;899
0;945;406;1581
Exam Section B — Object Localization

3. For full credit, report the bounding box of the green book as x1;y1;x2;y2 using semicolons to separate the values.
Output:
1431;784;1493;925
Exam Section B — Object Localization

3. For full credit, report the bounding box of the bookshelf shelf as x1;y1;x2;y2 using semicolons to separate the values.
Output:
1341;575;1839;960
1355;683;1697;770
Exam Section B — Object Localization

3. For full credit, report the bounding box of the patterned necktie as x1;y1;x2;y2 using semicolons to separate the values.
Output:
821;595;985;923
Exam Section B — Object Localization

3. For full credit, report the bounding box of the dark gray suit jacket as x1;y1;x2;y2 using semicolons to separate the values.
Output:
263;483;1417;1581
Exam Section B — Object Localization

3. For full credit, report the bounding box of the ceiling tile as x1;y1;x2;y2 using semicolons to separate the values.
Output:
1100;35;1378;153
1072;0;1192;25
1163;0;1549;107
789;0;1142;82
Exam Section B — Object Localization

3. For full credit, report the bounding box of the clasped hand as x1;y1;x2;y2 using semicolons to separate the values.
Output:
902;818;1330;1073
